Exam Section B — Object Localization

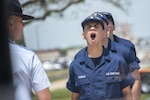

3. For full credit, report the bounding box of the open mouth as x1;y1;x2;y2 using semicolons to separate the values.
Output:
91;33;96;40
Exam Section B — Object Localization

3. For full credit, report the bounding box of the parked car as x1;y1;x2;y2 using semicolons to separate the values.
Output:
139;68;150;93
42;61;62;71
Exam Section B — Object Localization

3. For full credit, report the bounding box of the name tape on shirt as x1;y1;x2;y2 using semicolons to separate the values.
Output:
106;72;120;76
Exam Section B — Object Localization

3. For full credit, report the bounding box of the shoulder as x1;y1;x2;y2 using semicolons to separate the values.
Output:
114;35;135;49
111;40;127;50
71;47;87;68
9;43;35;55
9;43;37;61
74;47;87;60
107;49;126;65
108;51;129;73
115;41;131;53
102;47;125;65
110;40;131;58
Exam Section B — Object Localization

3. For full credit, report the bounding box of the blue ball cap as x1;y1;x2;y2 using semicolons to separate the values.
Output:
81;12;104;29
97;12;109;25
101;12;115;25
101;12;112;17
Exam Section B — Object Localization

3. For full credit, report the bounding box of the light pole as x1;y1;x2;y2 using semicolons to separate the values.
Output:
36;24;40;50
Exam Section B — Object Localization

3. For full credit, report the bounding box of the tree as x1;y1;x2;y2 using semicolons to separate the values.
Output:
18;0;132;46
115;22;134;40
21;0;131;25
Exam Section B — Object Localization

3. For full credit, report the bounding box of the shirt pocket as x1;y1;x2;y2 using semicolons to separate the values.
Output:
75;78;90;96
106;76;122;98
75;78;90;86
106;75;121;83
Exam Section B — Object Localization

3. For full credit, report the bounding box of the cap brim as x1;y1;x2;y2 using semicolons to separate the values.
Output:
8;12;34;20
82;19;102;27
21;14;34;20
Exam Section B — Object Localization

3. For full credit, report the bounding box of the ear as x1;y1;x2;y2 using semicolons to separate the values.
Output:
103;30;106;38
82;32;85;40
107;24;111;30
8;19;13;28
107;25;111;37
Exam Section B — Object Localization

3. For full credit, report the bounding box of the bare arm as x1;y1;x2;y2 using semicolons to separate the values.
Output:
37;88;51;100
72;92;79;100
122;86;132;100
131;69;141;100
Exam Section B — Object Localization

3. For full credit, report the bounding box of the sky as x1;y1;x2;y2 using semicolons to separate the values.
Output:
24;0;150;50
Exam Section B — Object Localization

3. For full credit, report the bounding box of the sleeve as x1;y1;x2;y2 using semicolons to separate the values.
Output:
126;73;135;88
124;48;140;72
29;54;51;93
119;60;131;89
66;63;79;93
131;44;141;63
128;61;140;72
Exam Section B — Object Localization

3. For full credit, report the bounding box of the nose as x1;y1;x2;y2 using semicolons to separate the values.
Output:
90;26;96;31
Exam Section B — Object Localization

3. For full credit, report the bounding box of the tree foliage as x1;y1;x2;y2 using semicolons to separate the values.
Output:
18;0;132;46
20;0;131;25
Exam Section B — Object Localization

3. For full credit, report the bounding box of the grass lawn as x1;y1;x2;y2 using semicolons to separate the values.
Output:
32;87;150;100
32;88;71;100
46;68;69;82
51;88;71;100
141;93;150;100
32;68;150;100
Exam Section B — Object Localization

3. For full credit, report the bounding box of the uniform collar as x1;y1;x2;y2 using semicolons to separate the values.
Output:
107;39;117;53
75;47;111;69
113;34;121;43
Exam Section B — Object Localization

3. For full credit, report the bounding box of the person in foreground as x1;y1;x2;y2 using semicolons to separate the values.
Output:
66;13;132;100
6;0;51;100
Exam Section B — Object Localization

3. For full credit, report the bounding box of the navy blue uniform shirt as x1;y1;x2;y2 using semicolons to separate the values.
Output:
107;39;140;86
113;35;140;63
67;47;130;100
107;39;140;72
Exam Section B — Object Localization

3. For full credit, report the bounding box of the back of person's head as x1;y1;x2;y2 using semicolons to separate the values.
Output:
94;12;109;25
101;12;115;25
5;0;34;20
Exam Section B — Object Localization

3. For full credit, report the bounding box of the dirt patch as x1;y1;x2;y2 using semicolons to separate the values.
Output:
50;78;68;91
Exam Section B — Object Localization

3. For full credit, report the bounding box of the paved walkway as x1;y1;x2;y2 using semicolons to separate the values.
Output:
50;78;67;91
